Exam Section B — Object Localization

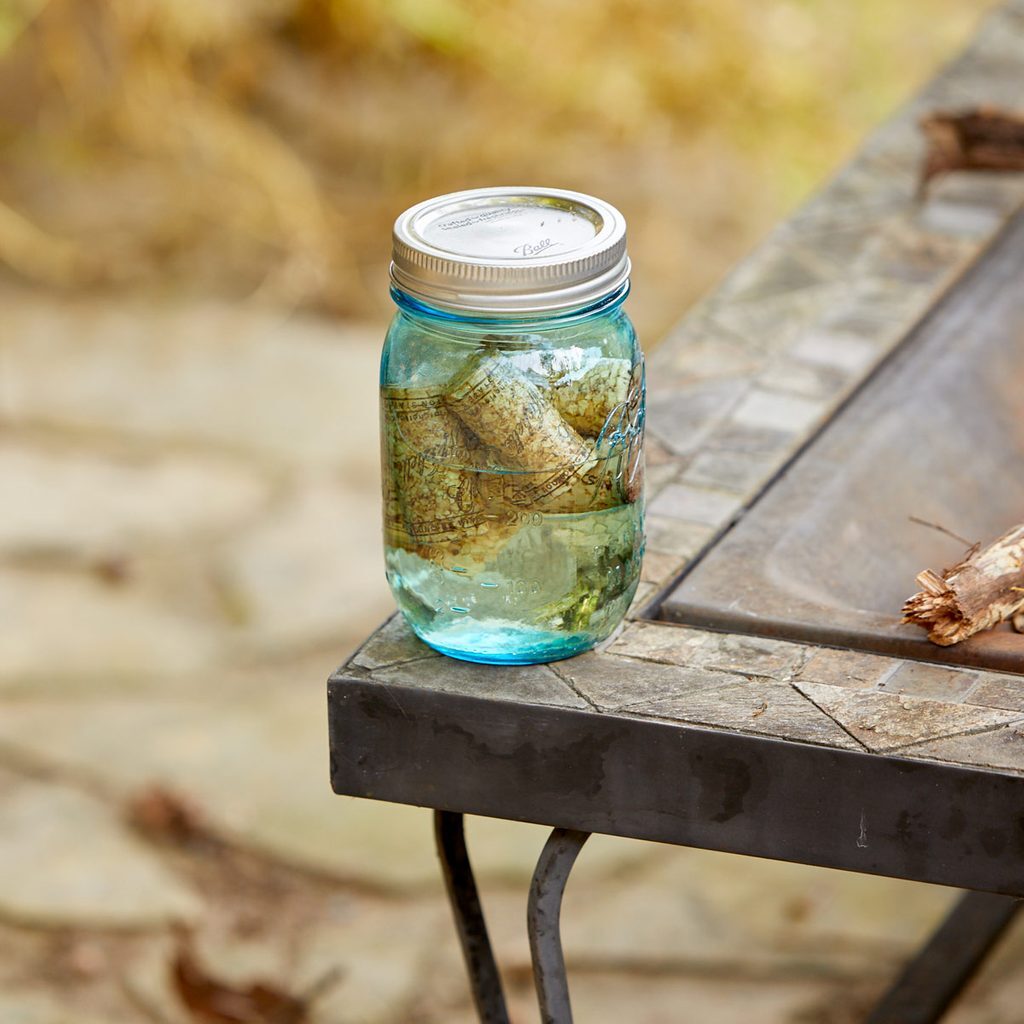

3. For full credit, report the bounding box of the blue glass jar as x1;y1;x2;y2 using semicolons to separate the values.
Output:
381;187;644;665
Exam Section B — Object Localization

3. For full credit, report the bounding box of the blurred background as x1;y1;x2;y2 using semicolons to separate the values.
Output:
2;1;1018;1022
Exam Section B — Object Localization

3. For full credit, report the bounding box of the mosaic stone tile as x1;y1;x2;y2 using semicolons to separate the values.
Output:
916;43;1024;110
679;449;779;496
350;614;437;671
693;634;806;681
640;550;687;586
719;247;831;306
876;662;978;702
710;286;845;355
837;152;919;197
844;275;945;324
965;675;1024;713
651;316;763;388
917;191;1014;241
784;223;884;277
558;652;726;712
645;458;685;500
860;221;972;288
646;379;748;457
644;515;716;559
785;186;907;234
652;341;762;393
756;360;848;400
702;422;797;457
904;722;1024;775
608;622;808;684
644;434;678;467
630;679;863;750
797;648;900;690
646;483;742;528
793;683;1022;754
372;658;587;710
819;307;909;348
607;621;711;667
729;389;829;435
789;331;880;375
854;111;929;170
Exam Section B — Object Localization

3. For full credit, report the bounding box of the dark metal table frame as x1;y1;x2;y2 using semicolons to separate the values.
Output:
329;678;1024;1023
439;813;1016;1024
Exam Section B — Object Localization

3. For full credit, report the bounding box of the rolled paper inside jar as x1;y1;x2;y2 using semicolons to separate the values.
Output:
382;385;514;565
382;384;482;466
446;354;591;472
551;357;632;438
510;453;624;514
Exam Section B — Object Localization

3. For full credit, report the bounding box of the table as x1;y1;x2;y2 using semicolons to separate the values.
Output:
329;7;1024;1020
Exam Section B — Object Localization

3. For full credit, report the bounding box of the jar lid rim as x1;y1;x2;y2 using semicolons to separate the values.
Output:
391;186;629;314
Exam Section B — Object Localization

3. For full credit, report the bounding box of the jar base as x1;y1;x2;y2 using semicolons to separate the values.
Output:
411;621;595;665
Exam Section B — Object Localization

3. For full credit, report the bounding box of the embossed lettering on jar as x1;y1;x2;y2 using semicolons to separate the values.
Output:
380;187;645;664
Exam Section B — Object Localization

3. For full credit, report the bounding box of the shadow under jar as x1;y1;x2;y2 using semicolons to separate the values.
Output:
380;187;645;664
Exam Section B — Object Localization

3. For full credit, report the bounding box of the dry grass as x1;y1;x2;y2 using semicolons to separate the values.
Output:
0;0;983;339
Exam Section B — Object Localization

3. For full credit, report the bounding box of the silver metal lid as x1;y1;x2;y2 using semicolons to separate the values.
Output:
390;186;630;315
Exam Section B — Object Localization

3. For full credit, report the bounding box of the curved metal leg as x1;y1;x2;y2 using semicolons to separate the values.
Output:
865;891;1020;1024
528;828;591;1024
434;811;510;1024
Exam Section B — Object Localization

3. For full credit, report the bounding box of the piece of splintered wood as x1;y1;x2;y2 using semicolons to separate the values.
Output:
919;107;1024;196
903;524;1024;646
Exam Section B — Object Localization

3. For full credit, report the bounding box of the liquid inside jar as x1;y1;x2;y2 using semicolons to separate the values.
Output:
382;340;645;664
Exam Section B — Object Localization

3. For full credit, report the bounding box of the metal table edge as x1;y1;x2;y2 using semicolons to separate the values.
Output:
327;670;1024;897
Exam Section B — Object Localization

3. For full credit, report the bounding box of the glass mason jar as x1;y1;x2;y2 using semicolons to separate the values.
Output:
380;187;644;665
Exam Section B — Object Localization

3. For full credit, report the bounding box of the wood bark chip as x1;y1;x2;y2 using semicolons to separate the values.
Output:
902;523;1024;645
919;107;1024;196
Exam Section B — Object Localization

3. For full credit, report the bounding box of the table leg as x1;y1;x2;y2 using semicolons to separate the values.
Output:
435;810;510;1024
866;890;1020;1024
528;827;591;1024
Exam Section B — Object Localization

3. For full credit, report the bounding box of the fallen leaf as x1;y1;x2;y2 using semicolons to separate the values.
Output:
127;785;209;846
172;945;308;1024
